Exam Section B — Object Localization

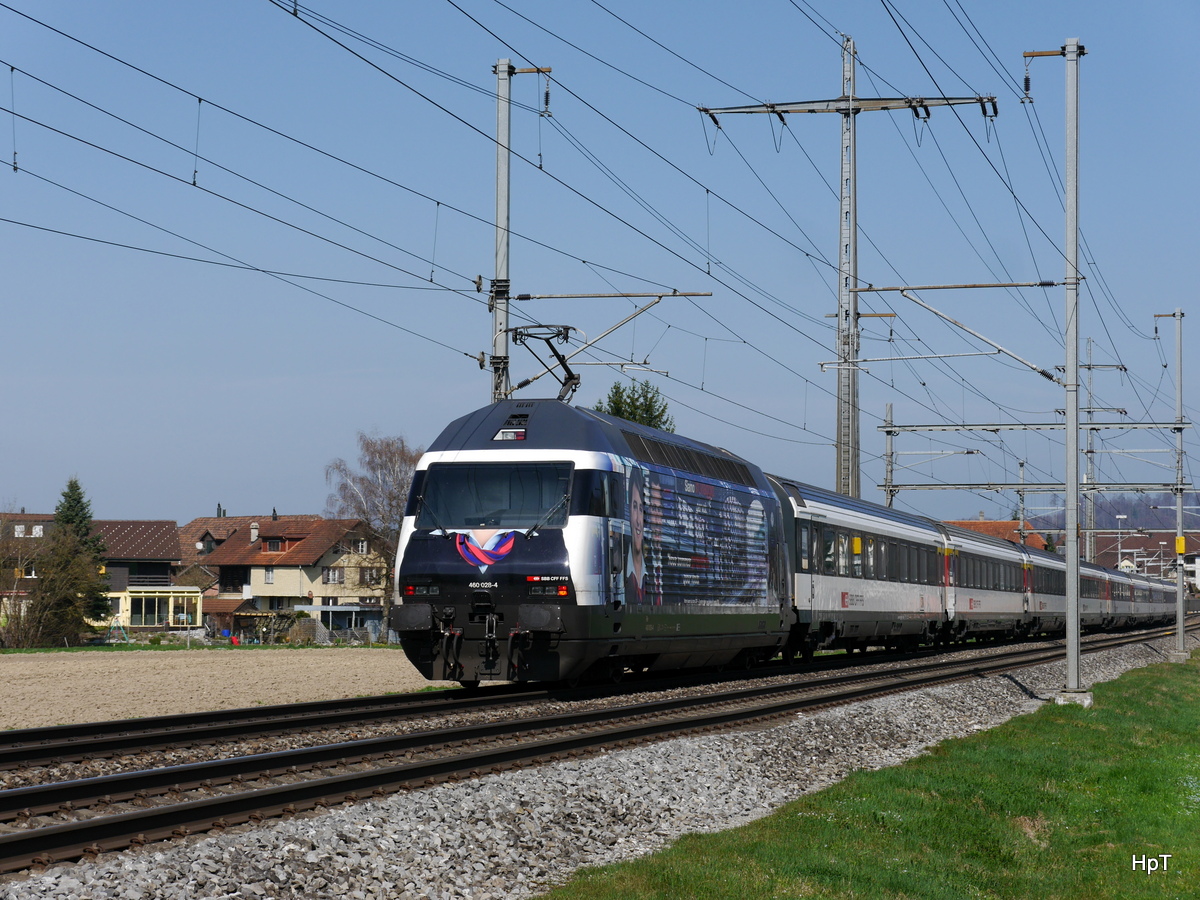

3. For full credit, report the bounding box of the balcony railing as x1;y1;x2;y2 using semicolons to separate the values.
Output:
127;574;172;587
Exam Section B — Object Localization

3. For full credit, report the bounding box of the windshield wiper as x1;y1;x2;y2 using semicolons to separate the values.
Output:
417;495;454;540
524;492;570;540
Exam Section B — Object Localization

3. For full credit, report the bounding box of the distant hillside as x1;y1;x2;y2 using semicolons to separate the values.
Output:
1023;492;1199;531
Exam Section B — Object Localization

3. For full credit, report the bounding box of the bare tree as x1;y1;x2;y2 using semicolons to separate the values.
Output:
0;480;108;648
0;511;42;648
325;432;424;581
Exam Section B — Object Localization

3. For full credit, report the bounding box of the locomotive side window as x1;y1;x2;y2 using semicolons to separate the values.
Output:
404;470;427;518
571;470;623;518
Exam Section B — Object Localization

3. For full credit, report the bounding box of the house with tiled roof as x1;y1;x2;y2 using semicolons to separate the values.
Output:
178;513;324;570
1;514;201;632
201;516;387;636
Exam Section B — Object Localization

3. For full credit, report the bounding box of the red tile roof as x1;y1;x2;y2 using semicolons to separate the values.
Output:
201;597;257;615
946;520;1049;550
177;515;323;568
201;518;365;568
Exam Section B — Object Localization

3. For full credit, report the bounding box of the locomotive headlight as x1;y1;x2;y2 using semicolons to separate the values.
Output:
528;583;570;598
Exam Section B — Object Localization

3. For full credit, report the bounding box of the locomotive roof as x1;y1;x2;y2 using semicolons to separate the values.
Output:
426;399;766;487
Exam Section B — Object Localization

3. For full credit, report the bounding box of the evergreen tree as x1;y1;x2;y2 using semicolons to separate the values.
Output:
594;379;675;432
17;478;113;644
54;477;106;560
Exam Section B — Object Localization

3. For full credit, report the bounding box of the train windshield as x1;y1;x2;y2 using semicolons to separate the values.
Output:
415;462;573;531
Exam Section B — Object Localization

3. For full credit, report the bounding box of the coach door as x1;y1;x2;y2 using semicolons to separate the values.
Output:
941;533;959;622
794;518;815;615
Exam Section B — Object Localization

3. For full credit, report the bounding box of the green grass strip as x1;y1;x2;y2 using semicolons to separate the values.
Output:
539;656;1200;899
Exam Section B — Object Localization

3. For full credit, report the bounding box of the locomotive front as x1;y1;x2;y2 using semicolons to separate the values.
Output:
390;403;618;684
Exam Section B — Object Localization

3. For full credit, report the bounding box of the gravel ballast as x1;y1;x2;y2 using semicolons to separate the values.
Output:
2;635;1194;900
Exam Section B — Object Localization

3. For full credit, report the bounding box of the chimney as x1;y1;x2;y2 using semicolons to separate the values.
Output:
250;522;259;543
979;511;985;521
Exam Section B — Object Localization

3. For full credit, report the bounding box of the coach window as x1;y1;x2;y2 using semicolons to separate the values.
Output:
796;523;810;572
864;537;876;579
851;535;863;577
888;541;899;581
837;533;851;577
897;542;909;582
822;527;837;575
877;540;889;581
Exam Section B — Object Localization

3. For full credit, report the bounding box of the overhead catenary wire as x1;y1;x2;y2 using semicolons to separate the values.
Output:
2;2;1185;514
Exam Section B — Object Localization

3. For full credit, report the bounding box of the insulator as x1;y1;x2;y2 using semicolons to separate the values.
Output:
1024;73;1031;94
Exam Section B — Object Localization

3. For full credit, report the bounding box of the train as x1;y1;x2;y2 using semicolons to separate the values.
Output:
390;398;1184;685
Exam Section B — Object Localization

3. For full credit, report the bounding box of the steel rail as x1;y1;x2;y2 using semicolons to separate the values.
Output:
0;642;999;770
0;624;1188;874
0;683;554;770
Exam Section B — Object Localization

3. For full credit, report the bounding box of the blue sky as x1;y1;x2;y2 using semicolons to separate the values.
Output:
1;0;1196;529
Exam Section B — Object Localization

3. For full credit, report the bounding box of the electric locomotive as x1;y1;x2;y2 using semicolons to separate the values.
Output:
390;399;792;684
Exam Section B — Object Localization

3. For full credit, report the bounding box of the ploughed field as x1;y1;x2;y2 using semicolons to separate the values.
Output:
0;647;442;731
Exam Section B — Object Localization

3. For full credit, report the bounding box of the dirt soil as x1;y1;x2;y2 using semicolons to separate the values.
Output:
0;647;450;731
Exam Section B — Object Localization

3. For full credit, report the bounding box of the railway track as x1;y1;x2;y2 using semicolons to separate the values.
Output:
0;641;951;772
0;624;1188;874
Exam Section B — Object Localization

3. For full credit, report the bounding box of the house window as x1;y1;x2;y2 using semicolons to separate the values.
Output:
264;567;275;584
266;540;281;552
359;567;384;586
31;525;43;537
322;566;344;584
354;538;369;555
13;525;25;538
130;595;166;627
323;596;338;606
22;563;37;579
